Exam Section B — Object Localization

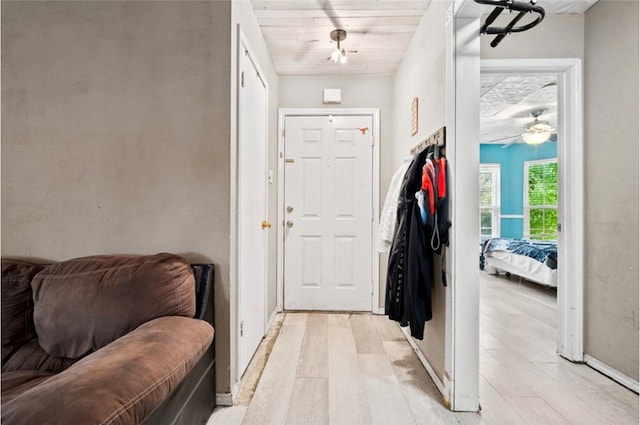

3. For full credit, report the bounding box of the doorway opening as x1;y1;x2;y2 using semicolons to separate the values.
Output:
478;59;585;362
478;70;563;370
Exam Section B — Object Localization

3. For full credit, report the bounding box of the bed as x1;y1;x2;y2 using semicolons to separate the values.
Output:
481;238;558;287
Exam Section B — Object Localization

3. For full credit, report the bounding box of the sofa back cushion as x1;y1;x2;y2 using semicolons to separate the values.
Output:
2;260;46;364
31;253;195;358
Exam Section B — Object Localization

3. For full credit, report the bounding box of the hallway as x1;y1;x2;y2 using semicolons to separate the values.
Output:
210;274;638;425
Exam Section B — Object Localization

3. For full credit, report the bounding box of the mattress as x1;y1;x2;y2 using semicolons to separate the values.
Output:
482;238;558;287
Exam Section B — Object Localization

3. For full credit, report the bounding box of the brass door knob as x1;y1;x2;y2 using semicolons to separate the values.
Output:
261;220;272;229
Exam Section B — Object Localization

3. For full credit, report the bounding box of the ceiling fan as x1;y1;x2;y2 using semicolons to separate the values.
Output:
326;29;358;64
488;108;557;147
521;108;555;145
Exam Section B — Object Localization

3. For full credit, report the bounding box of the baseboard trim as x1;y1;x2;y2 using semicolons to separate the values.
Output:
266;308;279;332
584;354;639;393
400;326;446;395
215;393;232;406
216;382;239;406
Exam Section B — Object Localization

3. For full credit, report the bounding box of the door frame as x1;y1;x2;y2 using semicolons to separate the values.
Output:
480;58;585;362
445;0;584;411
234;28;270;384
276;108;381;313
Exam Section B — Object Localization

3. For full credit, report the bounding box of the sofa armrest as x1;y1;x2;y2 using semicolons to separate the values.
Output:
2;316;214;425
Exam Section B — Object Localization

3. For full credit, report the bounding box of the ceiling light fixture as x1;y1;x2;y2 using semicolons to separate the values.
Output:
522;109;554;145
328;29;348;64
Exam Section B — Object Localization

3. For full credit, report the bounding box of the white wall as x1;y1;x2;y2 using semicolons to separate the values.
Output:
391;0;452;380
583;0;639;381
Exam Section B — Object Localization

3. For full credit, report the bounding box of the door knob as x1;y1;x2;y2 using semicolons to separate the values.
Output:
286;205;294;213
261;220;272;229
286;220;294;228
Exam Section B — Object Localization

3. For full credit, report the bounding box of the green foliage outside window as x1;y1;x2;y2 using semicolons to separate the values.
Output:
526;161;558;240
480;210;493;237
479;172;494;207
479;165;500;240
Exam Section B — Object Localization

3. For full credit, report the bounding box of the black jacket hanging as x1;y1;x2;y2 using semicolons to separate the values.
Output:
385;144;451;340
385;148;433;339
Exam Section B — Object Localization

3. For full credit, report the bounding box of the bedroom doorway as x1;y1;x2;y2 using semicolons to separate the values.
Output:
479;73;559;285
478;59;584;362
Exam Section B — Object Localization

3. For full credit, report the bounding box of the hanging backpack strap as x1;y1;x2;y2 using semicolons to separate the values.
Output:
437;157;447;199
423;160;436;214
444;249;449;286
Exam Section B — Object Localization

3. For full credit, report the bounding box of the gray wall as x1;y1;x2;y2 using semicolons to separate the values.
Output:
584;0;639;381
391;0;452;380
481;4;639;382
481;14;584;59
279;75;394;309
2;0;235;392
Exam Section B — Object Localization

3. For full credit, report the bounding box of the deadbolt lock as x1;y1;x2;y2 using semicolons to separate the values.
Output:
286;205;294;213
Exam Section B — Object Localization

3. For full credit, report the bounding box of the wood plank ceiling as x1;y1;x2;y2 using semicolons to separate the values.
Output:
249;0;431;76
250;0;599;77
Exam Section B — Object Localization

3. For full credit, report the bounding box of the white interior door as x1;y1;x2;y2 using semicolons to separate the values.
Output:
283;115;373;311
237;46;267;376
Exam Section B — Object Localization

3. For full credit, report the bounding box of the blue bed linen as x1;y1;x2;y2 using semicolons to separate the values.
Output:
483;238;557;269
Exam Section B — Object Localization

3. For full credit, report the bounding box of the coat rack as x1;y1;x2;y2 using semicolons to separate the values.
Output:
474;0;545;48
410;126;446;155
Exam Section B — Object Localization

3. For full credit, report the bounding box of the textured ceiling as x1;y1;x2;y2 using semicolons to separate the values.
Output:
480;74;558;145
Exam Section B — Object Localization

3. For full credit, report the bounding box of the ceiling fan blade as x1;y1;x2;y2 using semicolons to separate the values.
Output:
501;138;522;148
322;0;342;29
483;134;521;143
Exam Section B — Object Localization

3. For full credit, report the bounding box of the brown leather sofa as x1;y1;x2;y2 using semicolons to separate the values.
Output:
1;253;215;425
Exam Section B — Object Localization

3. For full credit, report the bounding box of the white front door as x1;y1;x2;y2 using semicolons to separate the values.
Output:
237;45;267;376
283;115;373;311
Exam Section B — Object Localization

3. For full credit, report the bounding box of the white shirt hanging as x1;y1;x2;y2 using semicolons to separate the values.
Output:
377;157;413;252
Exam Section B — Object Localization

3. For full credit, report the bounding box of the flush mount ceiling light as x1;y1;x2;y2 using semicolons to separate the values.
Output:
522;109;554;145
328;29;348;64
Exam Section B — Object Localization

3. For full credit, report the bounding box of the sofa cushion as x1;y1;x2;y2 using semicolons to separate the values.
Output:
2;339;78;374
1;370;54;405
1;316;214;425
32;253;195;358
2;260;46;364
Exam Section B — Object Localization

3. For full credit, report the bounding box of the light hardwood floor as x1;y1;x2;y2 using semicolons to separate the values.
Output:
210;273;639;425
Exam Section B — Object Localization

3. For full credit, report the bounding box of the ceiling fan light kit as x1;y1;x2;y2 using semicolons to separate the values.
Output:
328;29;348;64
522;109;554;145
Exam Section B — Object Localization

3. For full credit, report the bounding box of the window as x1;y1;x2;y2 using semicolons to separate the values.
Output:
524;159;558;240
479;164;500;241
